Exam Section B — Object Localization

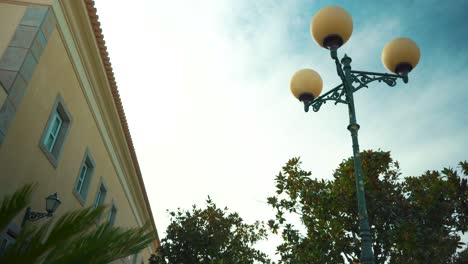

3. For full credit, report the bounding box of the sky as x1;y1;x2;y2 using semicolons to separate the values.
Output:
94;0;468;260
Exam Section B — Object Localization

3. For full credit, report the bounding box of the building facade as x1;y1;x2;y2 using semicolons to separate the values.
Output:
0;0;160;262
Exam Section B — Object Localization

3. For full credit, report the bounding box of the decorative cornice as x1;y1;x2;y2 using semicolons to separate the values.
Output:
82;0;160;248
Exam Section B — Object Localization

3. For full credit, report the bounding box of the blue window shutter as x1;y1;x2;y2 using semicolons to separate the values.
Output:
76;163;88;194
94;189;102;208
94;183;107;208
43;111;63;152
109;205;117;226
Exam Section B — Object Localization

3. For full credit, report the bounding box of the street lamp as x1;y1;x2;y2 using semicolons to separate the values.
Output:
290;6;420;264
22;192;61;227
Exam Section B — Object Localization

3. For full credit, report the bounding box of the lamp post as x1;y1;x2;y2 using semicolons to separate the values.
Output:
22;192;62;227
290;6;420;264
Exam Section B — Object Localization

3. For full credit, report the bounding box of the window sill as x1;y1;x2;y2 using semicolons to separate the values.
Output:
39;143;60;168
72;189;86;207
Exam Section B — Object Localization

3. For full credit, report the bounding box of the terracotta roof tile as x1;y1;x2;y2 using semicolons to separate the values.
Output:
83;0;160;248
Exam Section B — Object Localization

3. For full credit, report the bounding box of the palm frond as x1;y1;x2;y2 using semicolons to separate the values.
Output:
0;218;52;263
44;222;156;264
0;206;105;262
0;188;155;264
0;183;35;232
42;205;105;249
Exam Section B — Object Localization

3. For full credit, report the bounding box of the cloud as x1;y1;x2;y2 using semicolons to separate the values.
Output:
94;0;468;260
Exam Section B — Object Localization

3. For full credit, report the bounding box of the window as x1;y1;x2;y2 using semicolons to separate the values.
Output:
109;204;117;226
39;95;72;167
73;150;95;205
0;222;19;256
0;237;7;255
94;182;107;208
76;163;88;194
44;111;62;152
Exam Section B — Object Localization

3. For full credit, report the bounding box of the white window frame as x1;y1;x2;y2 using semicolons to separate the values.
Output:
76;163;88;194
73;149;95;206
44;111;63;152
39;95;72;168
109;203;117;226
94;181;107;209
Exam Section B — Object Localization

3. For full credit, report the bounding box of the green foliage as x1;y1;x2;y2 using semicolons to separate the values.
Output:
43;221;155;264
0;184;156;263
449;247;468;264
152;196;271;264
267;150;468;263
0;183;35;232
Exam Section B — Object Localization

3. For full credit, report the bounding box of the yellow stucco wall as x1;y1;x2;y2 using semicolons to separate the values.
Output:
0;3;26;57
0;14;150;263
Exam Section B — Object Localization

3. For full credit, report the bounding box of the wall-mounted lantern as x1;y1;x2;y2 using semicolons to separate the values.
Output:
22;193;61;227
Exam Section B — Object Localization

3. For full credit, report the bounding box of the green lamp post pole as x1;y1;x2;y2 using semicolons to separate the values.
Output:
290;6;421;264
341;52;374;263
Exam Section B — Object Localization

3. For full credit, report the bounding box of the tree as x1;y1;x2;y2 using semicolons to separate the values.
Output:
450;247;468;264
0;183;156;263
151;196;271;264
267;150;468;263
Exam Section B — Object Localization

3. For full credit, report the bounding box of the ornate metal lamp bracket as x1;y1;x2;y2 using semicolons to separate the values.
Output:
21;207;52;226
350;70;404;93
304;52;408;113
25;211;52;222
306;83;347;112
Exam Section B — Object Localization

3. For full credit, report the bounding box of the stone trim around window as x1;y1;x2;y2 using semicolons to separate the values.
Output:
72;148;96;206
0;5;56;144
38;94;72;168
93;177;108;209
108;201;118;226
